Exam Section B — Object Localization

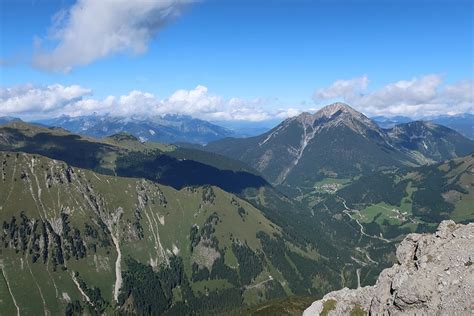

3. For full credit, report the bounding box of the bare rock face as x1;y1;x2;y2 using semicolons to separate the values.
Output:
304;220;474;315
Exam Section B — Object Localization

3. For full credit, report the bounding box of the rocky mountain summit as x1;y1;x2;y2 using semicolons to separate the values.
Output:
206;103;474;186
304;220;474;315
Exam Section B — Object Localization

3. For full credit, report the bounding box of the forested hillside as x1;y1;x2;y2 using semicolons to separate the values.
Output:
0;151;346;314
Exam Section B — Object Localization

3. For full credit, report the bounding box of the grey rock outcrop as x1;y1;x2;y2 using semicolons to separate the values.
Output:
304;220;474;315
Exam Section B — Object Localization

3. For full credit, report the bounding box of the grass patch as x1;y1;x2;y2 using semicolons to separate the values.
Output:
321;299;337;316
191;279;232;295
357;203;404;225
350;304;367;316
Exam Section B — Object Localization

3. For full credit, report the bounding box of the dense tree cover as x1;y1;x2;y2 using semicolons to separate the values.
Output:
118;256;244;315
263;246;303;293
169;147;259;175
189;224;200;252
210;256;240;285
0;212;94;270
380;220;413;239
65;300;84;316
75;272;109;313
84;221;112;250
232;243;263;284
411;166;455;222
191;263;210;282
201;212;220;242
201;185;216;204
257;232;328;295
166;283;243;315
364;219;412;240
61;213;87;260
338;173;408;207
264;280;287;300
189;213;240;286
118;257;182;315
255;202;353;284
244;187;351;266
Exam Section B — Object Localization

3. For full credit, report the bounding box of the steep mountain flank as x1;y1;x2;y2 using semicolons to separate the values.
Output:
205;103;474;187
387;120;474;163
303;220;474;315
431;113;474;140
207;103;403;185
0;152;342;314
0;121;266;194
373;114;474;139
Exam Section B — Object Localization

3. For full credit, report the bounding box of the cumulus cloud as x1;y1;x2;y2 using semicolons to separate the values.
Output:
275;108;302;119
0;84;92;115
33;0;189;72
2;76;472;122
314;76;369;100
314;75;474;117
166;85;222;115
0;84;280;121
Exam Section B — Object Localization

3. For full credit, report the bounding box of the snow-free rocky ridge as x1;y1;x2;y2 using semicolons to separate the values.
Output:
303;220;474;315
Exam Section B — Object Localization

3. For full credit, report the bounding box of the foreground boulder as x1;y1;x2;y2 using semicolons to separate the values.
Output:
304;220;474;315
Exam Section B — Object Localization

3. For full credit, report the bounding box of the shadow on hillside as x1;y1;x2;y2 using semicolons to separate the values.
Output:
116;154;268;194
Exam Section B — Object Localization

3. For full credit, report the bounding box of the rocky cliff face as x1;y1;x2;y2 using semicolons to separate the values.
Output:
304;220;474;315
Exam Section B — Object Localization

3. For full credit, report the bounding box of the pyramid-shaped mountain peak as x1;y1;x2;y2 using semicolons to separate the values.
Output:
314;102;361;118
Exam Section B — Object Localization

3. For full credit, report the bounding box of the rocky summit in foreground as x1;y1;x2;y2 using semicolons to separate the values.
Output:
304;220;474;315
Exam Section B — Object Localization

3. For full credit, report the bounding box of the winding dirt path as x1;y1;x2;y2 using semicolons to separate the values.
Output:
338;196;390;243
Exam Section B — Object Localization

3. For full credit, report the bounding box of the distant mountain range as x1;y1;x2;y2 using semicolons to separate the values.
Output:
1;110;471;146
373;113;474;139
205;103;474;188
35;114;237;144
210;119;281;138
0;116;21;125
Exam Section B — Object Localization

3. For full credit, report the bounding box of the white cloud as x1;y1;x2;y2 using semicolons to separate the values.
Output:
0;84;92;115
158;88;276;121
2;76;472;122
165;85;222;115
33;0;189;72
275;108;302;119
0;84;278;121
314;75;474;117
314;76;369;100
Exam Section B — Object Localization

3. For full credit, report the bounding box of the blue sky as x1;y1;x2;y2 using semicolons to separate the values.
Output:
1;0;473;120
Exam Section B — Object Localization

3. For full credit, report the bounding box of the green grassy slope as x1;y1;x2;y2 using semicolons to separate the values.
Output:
0;151;346;314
